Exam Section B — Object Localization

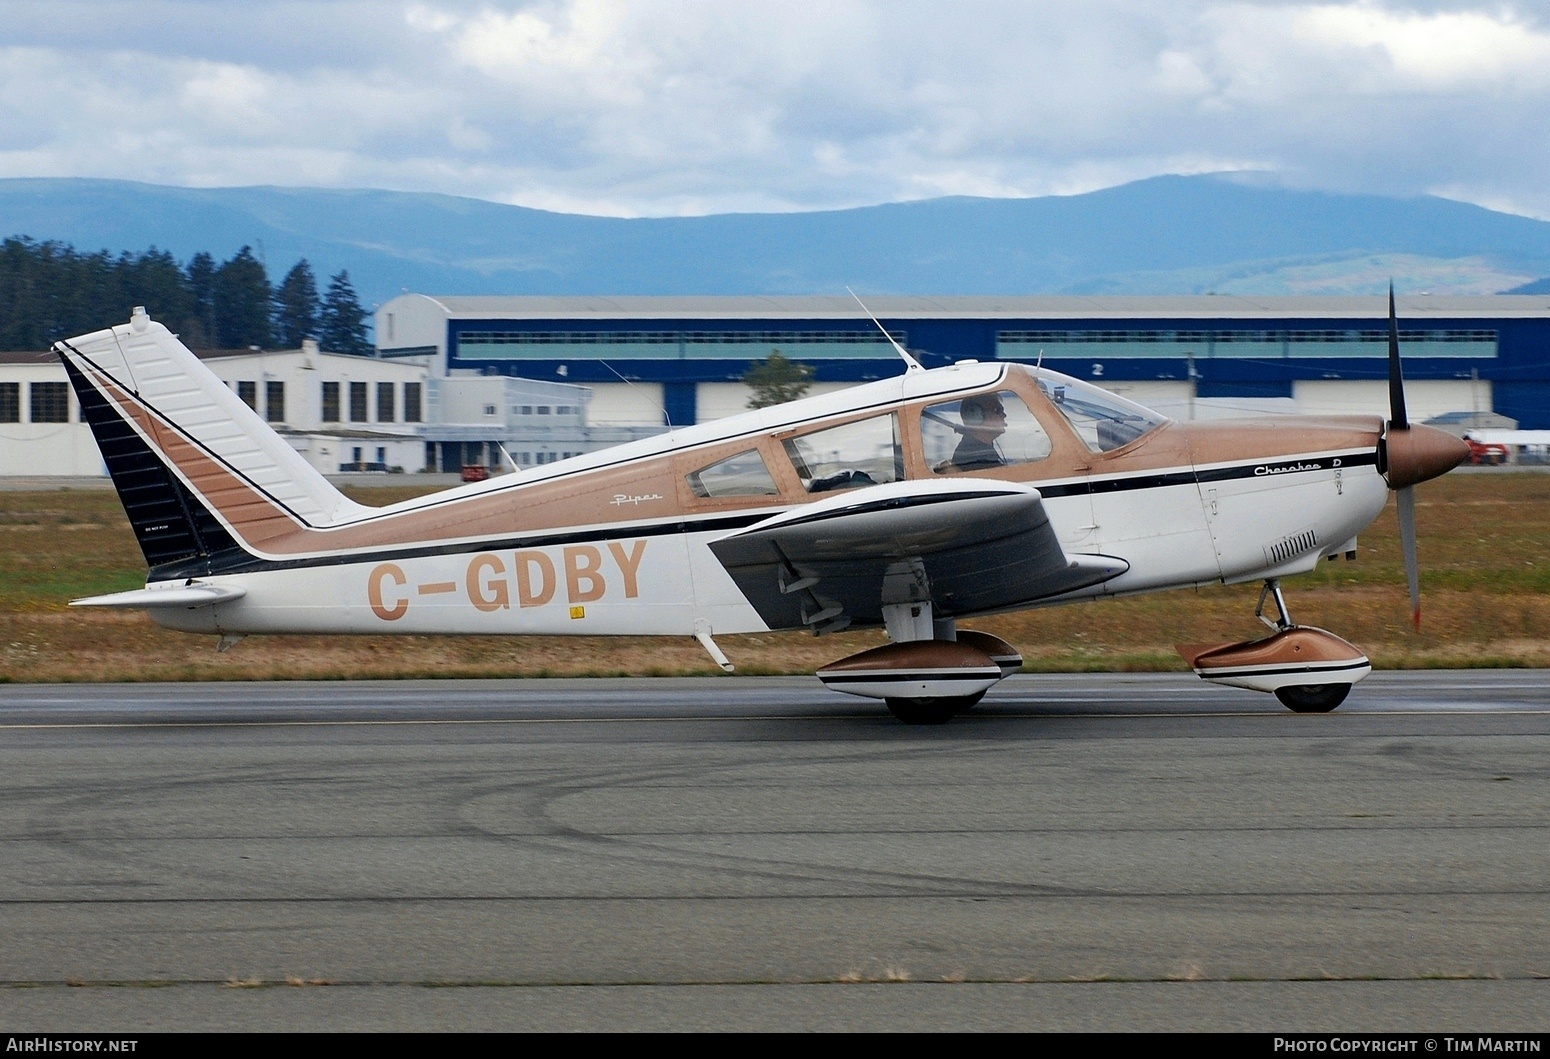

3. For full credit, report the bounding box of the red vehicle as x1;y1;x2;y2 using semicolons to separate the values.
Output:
460;464;490;482
1465;438;1509;465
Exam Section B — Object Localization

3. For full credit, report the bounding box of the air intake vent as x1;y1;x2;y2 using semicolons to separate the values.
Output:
1265;529;1319;566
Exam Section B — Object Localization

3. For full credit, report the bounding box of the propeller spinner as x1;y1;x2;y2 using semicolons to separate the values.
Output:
1381;284;1470;629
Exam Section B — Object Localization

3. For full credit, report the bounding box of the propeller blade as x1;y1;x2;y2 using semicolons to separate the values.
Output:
1396;484;1421;630
1387;282;1409;431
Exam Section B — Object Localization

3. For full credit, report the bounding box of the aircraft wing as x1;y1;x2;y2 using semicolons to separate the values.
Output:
707;479;1127;633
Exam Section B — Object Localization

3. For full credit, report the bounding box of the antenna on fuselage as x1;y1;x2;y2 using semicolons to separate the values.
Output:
847;287;923;374
599;360;673;432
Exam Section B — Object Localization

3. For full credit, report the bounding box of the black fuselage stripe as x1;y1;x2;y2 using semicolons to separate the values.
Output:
1039;452;1377;499
150;512;777;580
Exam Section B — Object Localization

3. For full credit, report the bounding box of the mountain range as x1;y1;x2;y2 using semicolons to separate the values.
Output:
3;174;1549;309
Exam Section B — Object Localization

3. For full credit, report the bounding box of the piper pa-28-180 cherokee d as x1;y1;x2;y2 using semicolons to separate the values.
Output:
55;293;1466;724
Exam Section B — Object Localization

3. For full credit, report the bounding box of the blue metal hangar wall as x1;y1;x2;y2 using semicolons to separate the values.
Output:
374;295;1550;429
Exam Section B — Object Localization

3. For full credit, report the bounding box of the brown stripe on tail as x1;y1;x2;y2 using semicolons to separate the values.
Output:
59;349;321;575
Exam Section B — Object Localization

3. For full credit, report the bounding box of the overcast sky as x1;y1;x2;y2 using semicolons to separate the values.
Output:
3;1;1548;218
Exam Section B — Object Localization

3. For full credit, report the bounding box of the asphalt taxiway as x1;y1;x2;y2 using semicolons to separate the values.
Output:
0;671;1546;1031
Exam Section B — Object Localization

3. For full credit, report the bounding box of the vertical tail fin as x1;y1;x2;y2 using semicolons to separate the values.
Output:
55;308;371;573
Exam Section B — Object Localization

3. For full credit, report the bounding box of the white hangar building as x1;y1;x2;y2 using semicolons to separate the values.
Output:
1;340;432;478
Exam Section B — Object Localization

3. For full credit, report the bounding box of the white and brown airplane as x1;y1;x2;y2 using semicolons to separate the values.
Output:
54;293;1467;723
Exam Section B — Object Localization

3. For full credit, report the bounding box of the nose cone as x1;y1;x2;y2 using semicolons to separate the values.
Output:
1384;424;1470;489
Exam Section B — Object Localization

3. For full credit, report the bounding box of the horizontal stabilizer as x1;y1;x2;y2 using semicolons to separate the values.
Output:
70;583;247;610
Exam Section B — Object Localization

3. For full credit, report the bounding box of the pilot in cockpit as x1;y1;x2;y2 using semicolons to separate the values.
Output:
952;392;1009;471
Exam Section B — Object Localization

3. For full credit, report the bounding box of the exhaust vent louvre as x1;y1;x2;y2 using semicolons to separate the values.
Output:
1266;529;1319;566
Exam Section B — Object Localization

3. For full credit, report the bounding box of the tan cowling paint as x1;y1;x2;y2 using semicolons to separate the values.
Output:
1178;416;1384;470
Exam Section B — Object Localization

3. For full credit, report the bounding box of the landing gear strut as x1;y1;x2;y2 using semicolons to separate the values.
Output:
1256;578;1294;632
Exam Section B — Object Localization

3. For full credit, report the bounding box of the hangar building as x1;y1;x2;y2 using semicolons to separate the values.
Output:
1;341;431;478
374;294;1550;429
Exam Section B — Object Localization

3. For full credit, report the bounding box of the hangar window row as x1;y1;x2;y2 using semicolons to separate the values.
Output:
317;381;423;425
460;329;905;345
997;328;1497;359
999;328;1494;343
456;329;907;362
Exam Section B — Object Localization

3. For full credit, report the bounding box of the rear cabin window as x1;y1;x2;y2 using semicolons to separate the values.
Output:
921;390;1052;473
783;413;902;493
686;449;780;498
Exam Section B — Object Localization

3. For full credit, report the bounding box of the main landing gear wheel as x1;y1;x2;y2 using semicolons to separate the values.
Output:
1274;683;1351;714
885;692;985;725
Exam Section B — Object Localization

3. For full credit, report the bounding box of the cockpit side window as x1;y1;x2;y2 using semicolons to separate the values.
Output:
783;413;902;493
1035;376;1167;453
686;448;780;498
921;390;1052;474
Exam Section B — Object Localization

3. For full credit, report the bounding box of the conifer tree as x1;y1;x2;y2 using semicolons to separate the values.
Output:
272;259;320;349
119;247;193;333
319;269;371;355
212;246;273;349
184;252;217;348
0;237;56;350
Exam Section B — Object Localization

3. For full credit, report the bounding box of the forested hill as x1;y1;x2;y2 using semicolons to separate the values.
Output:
0;238;371;353
4;174;1550;315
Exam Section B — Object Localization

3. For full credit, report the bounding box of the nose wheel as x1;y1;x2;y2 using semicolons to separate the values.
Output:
884;691;986;725
1274;683;1351;713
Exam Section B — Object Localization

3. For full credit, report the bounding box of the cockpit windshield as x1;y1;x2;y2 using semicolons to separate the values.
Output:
1033;371;1168;453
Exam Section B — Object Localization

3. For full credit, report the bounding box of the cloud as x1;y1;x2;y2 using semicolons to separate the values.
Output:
1295;3;1550;89
0;1;1548;218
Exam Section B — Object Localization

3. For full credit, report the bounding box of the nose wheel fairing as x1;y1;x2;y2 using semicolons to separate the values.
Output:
1178;579;1370;711
1179;626;1371;695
